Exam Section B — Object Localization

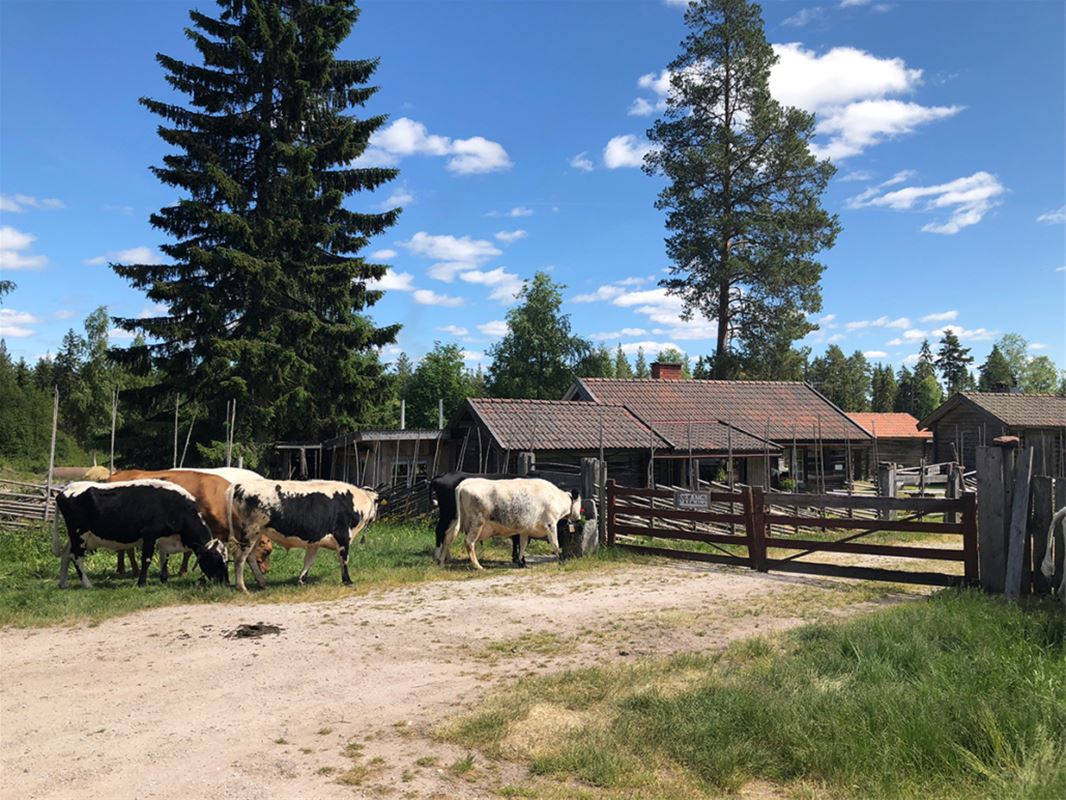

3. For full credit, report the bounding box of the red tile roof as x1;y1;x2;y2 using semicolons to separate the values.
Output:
847;412;932;439
571;379;871;443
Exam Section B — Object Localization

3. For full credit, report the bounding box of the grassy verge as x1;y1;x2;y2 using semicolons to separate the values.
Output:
0;521;640;628
440;591;1066;800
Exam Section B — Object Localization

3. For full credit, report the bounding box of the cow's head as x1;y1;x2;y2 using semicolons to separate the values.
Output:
254;536;273;575
197;539;229;584
567;489;582;521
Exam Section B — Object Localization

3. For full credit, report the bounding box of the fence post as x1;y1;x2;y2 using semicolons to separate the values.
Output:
517;452;534;476
1030;476;1054;595
45;386;59;521
961;491;979;585
877;463;896;520
1004;447;1034;601
597;461;608;547
606;479;617;546
749;486;767;572
976;445;1007;593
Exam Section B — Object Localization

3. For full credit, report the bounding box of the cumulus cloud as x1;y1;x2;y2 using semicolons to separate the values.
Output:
627;97;656;116
844;315;911;331
863;350;888;358
782;7;828;27
1036;205;1065;224
0;194;64;213
371;249;397;260
848;171;1005;234
85;246;166;266
459;267;525;304
413;289;464;307
921;310;958;322
573;284;628;303
1029;342;1048;351
107;327;136;342
401;232;501;282
0;308;39;338
380;185;414;209
570;151;595;171
461;350;485;362
0;226;47;270
477;320;509;337
437;324;469;336
617;340;683;356
932;324;996;342
589;327;648;341
494;229;527;244
507;206;534;217
603;135;654;169
353;117;512;175
367;269;416;292
630;44;959;160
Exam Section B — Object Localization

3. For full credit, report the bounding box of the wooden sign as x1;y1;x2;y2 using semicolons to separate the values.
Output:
674;490;711;510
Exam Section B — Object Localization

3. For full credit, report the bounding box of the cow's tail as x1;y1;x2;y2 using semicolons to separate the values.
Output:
1040;506;1066;582
226;485;237;550
50;496;63;557
437;488;463;562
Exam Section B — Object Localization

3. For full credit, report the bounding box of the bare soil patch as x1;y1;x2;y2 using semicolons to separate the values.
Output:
0;560;931;799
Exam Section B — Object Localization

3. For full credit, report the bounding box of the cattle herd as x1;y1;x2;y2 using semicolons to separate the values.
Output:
50;467;583;591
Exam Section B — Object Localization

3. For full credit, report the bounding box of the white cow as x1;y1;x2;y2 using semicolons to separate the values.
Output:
1039;505;1066;606
438;478;582;570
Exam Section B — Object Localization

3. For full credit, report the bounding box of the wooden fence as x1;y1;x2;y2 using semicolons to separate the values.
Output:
0;479;57;528
607;480;977;587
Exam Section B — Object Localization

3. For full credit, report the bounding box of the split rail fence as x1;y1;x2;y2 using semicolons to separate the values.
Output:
607;480;977;587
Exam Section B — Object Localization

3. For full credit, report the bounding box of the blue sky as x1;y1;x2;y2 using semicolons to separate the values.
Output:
1;0;1063;375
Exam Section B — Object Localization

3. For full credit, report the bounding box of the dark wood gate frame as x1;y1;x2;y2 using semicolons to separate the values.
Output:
606;480;978;587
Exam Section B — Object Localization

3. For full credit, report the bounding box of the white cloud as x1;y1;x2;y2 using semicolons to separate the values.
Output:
367;269;416;292
1057;266;1066;272
494;229;527;244
508;206;534;217
380;185;413;209
921;310;958;323
53;309;76;320
840;0;872;7
0;226;47;270
137;303;169;319
436;324;469;336
0;308;39;338
413;289;464;307
901;352;922;366
477;320;509;337
107;327;136;342
1029;342;1048;351
590;327;648;341
863;350;888;358
603;135;654;169
461;350;485;362
932;324;996;342
901;328;927;341
848;171;1005;234
371;249;397;260
844;315;910;331
627;97;656;116
632;45;960;160
85;246;166;266
617;340;683;356
839;170;873;182
783;7;827;28
1036;205;1065;224
353;117;512;175
573;285;627;303
459;267;525;304
401;232;501;282
570;151;595;171
0;194;64;213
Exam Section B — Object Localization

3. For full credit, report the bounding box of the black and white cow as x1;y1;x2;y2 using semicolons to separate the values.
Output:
52;479;228;588
1040;505;1066;607
430;472;531;564
227;479;380;592
438;478;582;570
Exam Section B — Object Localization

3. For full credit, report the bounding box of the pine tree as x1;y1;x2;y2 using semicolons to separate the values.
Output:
645;0;838;379
870;363;898;412
634;347;650;378
614;345;633;379
977;345;1013;391
807;346;869;411
893;366;915;414
111;0;400;445
935;329;973;396
487;272;589;399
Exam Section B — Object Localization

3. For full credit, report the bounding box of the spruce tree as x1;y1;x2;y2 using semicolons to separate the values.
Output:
871;363;898;412
894;365;915;414
645;0;839;379
614;345;633;379
935;329;973;395
634;347;650;378
576;345;615;379
111;0;400;445
977;345;1013;391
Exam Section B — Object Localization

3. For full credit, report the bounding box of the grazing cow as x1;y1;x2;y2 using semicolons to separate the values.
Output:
227;479;381;592
1040;505;1066;606
431;472;532;564
109;469;273;579
52;480;228;588
439;478;582;570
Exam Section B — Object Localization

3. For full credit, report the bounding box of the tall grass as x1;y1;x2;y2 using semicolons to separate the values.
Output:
0;521;636;627
443;591;1066;799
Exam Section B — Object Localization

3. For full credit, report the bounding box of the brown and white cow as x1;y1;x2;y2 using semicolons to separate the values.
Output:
226;479;380;592
438;478;582;570
1040;505;1066;606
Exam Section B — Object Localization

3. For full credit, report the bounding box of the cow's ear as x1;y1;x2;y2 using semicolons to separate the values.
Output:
570;489;580;500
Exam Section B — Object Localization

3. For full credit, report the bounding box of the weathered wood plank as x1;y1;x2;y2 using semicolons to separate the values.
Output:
1004;448;1033;601
613;543;750;568
1030;476;1054;595
764;537;965;561
611;525;748;548
763;559;962;587
976;445;1008;593
612;506;749;525
764;516;964;534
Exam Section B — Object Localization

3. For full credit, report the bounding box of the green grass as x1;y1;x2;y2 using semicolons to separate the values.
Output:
441;591;1066;799
0;520;639;628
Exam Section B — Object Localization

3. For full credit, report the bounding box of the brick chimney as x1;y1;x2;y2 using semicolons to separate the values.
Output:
650;361;682;380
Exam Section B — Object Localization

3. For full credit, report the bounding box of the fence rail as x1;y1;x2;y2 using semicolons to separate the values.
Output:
0;480;57;528
607;480;977;587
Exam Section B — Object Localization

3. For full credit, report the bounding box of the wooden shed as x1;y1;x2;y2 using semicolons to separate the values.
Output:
847;412;932;471
918;392;1066;475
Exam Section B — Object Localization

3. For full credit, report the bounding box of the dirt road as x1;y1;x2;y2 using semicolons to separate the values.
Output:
0;561;919;799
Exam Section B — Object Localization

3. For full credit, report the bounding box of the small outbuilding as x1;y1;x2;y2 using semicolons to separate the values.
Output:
847;412;932;471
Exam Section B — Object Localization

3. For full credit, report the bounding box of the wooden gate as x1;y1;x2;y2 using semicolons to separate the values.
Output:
606;481;977;587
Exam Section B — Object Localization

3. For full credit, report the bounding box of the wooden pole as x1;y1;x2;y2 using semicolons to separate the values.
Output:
1004;447;1034;601
431;430;442;479
438;398;444;429
46;386;59;520
871;419;879;480
173;395;179;469
109;387;118;474
179;411;197;468
476;426;483;474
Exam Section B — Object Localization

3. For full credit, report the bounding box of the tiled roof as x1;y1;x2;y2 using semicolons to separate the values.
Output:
921;392;1066;428
466;398;672;451
847;412;932;439
463;398;776;454
573;379;871;442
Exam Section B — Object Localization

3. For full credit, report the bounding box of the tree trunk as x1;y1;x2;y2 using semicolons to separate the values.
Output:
714;275;730;379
